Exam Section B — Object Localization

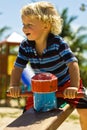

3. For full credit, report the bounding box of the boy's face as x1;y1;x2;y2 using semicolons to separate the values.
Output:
22;16;47;41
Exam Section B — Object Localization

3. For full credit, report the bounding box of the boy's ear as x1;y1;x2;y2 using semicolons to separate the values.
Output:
44;26;48;29
44;22;51;30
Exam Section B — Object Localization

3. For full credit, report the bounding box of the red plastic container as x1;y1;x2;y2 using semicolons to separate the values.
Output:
31;73;58;93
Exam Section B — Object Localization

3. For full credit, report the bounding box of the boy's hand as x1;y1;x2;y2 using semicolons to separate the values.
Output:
8;87;21;98
63;87;78;99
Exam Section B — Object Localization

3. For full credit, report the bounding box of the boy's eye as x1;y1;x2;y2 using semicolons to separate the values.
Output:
23;24;32;28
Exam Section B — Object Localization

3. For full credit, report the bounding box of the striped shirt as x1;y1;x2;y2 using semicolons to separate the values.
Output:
15;33;77;86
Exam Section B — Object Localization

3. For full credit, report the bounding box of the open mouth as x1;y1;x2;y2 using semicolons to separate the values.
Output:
26;33;30;36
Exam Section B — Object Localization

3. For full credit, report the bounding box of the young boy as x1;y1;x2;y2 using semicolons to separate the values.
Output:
9;1;87;130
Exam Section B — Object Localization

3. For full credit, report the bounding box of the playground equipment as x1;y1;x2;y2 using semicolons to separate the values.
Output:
7;73;85;111
6;73;86;130
0;32;24;101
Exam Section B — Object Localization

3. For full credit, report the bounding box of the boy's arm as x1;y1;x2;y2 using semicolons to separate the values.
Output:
9;66;23;97
10;66;23;86
64;61;80;99
68;61;80;87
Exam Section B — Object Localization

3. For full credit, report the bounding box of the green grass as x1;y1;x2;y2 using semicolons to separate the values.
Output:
69;114;79;120
0;112;21;118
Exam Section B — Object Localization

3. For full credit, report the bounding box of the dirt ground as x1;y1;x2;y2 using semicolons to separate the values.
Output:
0;99;81;130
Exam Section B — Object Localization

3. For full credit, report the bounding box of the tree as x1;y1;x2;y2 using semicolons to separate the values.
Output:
60;8;77;38
80;3;87;11
0;26;10;40
0;13;10;41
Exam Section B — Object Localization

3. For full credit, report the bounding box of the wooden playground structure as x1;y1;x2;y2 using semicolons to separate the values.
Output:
0;32;24;103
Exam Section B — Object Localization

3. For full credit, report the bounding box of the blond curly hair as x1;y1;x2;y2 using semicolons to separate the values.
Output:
20;1;63;35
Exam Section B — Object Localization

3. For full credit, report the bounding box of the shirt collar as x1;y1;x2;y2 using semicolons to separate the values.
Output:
26;33;55;48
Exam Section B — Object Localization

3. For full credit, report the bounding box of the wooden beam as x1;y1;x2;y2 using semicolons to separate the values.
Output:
4;104;74;130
